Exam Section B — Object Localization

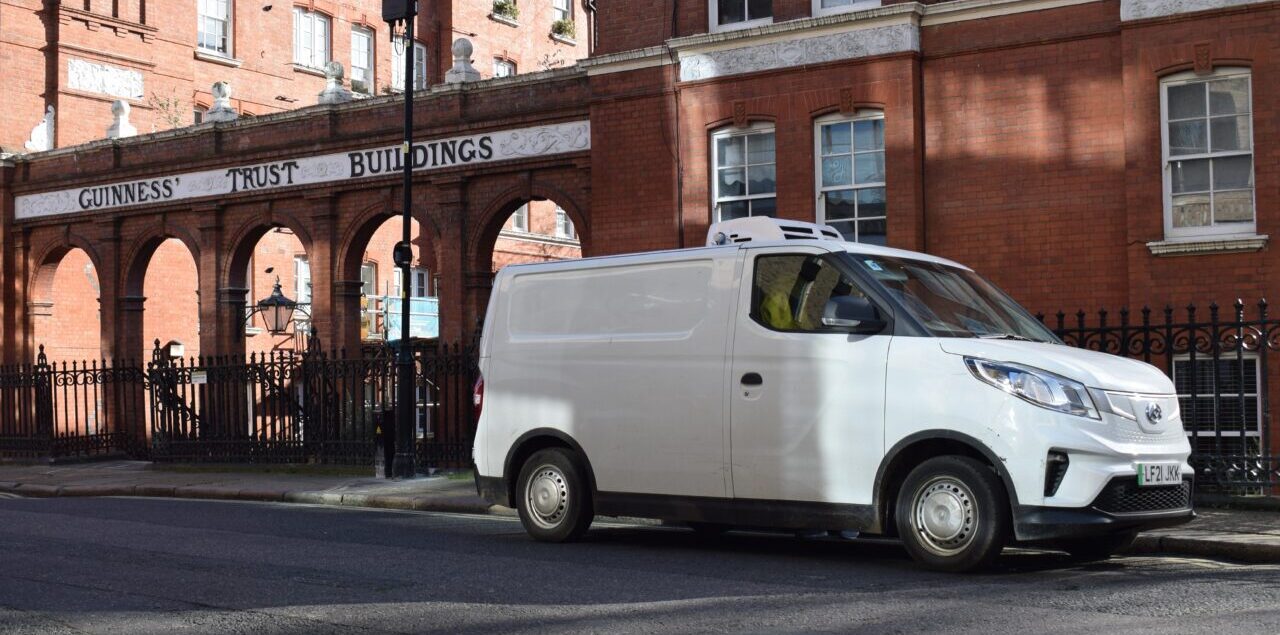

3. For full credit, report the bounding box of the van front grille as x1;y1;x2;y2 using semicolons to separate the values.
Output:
1091;478;1192;514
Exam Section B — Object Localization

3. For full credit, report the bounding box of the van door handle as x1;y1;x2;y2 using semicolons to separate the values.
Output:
740;372;763;386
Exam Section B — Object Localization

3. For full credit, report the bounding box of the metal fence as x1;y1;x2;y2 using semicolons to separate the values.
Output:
1040;299;1279;495
148;339;478;468
0;340;478;470
0;346;147;461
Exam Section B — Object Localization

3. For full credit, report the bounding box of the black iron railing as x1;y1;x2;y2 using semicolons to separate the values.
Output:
1040;299;1279;494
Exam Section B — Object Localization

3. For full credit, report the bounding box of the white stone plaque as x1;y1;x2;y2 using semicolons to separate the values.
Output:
67;58;145;100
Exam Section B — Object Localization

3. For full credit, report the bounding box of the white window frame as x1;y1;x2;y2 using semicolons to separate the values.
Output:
493;58;516;78
1160;68;1256;241
814;109;887;244
555;206;575;239
193;107;207;124
711;122;777;222
293;255;312;331
392;37;428;92
708;0;772;33
392;267;431;298
1172;352;1262;447
350;26;374;95
553;0;573;23
511;204;529;232
292;8;331;70
197;0;232;56
811;0;881;17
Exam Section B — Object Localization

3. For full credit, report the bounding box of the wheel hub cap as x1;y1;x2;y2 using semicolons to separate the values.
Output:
913;477;978;556
525;465;568;529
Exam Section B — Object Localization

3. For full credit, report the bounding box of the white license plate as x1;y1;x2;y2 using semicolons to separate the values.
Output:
1137;463;1181;487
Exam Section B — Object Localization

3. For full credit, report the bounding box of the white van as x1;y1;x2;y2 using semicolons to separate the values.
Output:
472;217;1193;571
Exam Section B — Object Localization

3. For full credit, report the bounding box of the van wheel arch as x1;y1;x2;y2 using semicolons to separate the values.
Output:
504;429;598;507
874;431;1017;537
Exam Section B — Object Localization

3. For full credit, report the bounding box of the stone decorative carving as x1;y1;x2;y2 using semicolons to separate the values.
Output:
679;24;918;82
445;38;481;84
839;88;855;115
204;81;238;123
106;100;137;139
497;121;590;157
68;58;145;100
1194;42;1213;75
24;106;55;152
318;61;354;105
1120;0;1270;20
732;101;748;127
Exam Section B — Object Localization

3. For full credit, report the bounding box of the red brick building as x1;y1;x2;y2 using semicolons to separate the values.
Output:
0;0;1275;364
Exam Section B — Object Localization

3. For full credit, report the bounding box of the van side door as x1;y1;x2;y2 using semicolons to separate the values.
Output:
728;248;890;505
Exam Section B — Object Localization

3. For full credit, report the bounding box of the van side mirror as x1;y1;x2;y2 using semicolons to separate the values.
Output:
822;296;886;334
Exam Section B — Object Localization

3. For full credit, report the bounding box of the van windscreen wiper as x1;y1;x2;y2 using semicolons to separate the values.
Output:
976;332;1039;342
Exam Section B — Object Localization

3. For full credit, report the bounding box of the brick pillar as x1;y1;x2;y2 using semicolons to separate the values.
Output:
196;205;225;359
218;287;249;358
332;279;365;354
12;232;33;364
97;223;127;363
115;295;147;363
431;181;466;345
304;193;337;351
0;159;16;364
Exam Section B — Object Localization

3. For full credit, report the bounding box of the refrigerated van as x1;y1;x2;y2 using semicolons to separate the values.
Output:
472;217;1194;571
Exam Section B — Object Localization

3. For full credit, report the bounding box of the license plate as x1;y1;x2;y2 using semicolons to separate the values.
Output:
1137;463;1181;487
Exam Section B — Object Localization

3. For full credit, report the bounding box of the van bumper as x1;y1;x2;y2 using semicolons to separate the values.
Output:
475;473;510;507
1013;475;1196;542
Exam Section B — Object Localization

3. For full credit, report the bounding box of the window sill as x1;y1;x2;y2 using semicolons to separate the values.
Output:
551;33;577;46
489;13;519;27
708;17;774;35
245;327;263;337
194;50;243;67
292;63;327;77
1146;235;1268;257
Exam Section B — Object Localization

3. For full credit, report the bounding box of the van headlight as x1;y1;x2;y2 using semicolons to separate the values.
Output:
965;357;1100;420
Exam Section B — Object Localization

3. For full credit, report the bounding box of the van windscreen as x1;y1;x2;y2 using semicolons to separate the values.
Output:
852;256;1059;342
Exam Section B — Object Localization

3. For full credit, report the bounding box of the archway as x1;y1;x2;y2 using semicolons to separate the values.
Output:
337;213;434;351
137;239;201;362
227;225;312;355
31;247;103;364
489;199;583;273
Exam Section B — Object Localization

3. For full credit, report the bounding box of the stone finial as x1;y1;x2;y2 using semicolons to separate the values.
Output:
24;105;55;152
318;61;354;105
106;100;137;139
445;38;481;84
204;81;239;123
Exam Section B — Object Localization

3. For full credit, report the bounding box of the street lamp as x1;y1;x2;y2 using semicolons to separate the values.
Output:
256;277;298;334
242;276;309;336
384;0;419;479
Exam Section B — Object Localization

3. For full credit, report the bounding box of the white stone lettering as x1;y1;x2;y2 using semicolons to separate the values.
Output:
14;120;591;220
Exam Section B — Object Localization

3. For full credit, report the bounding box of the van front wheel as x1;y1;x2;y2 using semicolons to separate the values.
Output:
895;456;1010;572
516;448;594;542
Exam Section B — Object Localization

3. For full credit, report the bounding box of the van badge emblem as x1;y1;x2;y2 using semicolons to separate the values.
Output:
1145;402;1163;425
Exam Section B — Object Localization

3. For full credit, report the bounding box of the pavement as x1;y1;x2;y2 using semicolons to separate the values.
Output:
1;460;1278;564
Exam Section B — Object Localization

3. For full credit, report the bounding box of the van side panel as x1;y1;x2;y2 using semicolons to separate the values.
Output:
482;254;736;498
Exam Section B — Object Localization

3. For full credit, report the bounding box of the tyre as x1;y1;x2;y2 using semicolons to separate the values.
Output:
895;455;1010;572
516;447;594;542
1057;531;1137;562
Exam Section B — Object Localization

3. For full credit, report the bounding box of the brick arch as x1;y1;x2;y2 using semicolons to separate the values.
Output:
27;231;106;306
336;199;439;285
222;210;315;289
466;179;590;277
119;225;202;298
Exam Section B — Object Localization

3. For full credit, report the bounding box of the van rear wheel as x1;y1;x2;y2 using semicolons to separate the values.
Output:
516;448;594;542
895;456;1010;572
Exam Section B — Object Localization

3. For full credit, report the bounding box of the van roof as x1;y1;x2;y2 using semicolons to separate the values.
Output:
495;239;971;276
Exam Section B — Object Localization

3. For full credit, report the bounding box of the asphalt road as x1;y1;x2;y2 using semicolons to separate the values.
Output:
2;497;1279;635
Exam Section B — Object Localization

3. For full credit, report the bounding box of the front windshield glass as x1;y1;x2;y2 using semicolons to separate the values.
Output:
850;254;1060;342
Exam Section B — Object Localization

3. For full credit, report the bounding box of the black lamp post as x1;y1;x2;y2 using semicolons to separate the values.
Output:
383;0;418;478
